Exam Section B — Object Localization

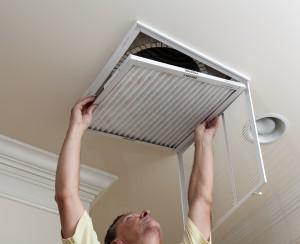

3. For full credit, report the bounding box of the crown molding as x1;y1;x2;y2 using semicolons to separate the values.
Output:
0;134;118;214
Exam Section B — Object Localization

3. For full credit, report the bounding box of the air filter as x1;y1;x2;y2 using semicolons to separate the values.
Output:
84;21;267;232
89;55;245;150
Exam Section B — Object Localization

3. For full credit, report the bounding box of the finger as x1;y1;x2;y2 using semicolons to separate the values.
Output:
197;121;204;126
78;95;97;103
82;101;95;114
212;117;219;127
75;96;97;109
87;103;99;115
207;117;219;129
195;121;206;134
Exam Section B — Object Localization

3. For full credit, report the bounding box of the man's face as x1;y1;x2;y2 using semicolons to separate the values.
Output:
115;210;162;244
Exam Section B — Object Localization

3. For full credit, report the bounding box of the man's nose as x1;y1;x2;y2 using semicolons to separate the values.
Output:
140;210;150;219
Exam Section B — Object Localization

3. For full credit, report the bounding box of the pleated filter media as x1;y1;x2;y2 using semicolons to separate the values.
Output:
89;55;245;150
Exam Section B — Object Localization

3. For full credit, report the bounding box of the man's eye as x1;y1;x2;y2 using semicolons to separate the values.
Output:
127;215;138;221
126;216;133;222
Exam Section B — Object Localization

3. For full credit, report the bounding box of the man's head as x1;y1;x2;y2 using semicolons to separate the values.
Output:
104;210;162;244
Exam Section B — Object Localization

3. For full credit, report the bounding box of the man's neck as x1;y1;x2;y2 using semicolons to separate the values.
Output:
140;232;162;244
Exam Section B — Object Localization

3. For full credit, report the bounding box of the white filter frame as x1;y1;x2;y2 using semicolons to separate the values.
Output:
84;21;267;232
89;54;246;150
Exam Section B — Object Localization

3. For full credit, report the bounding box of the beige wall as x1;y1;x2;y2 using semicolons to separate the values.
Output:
0;197;61;244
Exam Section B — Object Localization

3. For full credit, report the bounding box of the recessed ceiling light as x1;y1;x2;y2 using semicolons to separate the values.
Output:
243;114;288;144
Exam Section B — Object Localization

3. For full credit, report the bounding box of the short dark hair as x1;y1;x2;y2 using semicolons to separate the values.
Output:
104;214;126;244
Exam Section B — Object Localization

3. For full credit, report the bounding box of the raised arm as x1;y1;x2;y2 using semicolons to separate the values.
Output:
55;96;98;239
187;117;219;241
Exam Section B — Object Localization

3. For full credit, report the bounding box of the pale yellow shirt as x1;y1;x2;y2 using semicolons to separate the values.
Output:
61;210;210;244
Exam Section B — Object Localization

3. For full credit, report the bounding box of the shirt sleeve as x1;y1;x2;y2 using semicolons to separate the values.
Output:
61;210;100;244
181;217;211;244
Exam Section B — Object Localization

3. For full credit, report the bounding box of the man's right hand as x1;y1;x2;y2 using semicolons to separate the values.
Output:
69;95;98;135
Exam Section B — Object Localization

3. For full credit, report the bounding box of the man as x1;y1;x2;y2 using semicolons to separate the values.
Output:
55;96;218;244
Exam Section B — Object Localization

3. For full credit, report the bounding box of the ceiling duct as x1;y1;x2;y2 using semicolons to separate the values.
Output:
83;21;267;232
114;33;231;77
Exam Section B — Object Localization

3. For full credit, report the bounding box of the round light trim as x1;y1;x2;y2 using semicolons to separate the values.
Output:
244;114;288;144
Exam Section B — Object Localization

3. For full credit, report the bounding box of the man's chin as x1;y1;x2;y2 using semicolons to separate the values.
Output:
145;219;161;232
144;226;162;241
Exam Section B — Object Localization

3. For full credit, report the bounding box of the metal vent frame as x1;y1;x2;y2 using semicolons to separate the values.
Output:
83;21;267;232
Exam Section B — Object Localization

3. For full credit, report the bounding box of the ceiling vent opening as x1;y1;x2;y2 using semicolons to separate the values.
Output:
94;32;232;97
124;33;231;79
135;47;201;72
83;21;266;232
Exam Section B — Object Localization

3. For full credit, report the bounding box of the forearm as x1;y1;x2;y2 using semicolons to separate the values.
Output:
54;96;96;238
55;125;83;198
187;118;217;240
188;141;214;205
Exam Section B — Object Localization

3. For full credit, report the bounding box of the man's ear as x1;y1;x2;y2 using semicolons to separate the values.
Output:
112;239;124;244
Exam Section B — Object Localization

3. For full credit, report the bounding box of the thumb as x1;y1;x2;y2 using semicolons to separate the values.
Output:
87;103;99;115
206;117;219;129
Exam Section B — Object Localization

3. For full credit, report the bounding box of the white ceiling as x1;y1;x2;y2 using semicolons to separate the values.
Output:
1;0;300;243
